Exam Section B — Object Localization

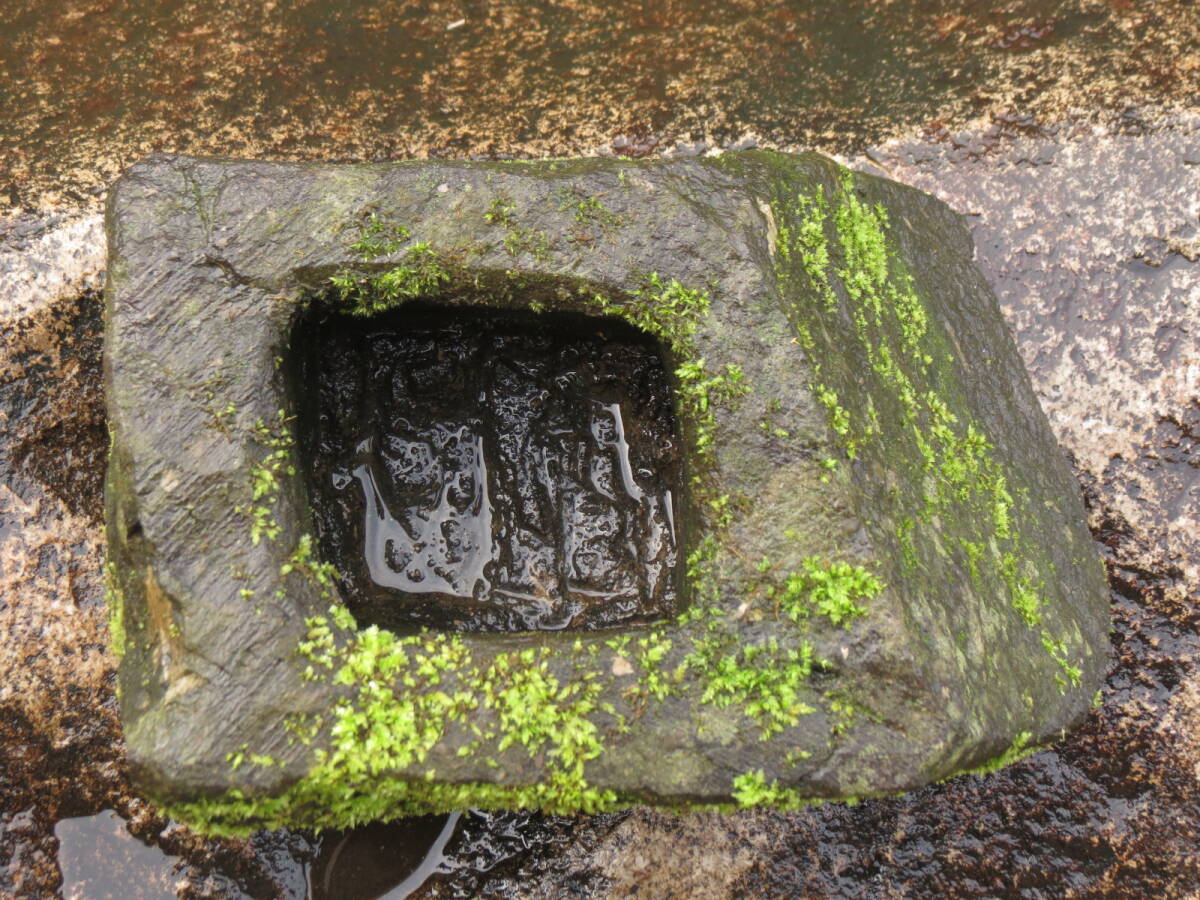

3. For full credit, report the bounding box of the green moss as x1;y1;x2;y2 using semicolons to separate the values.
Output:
330;242;451;317
825;692;878;737
689;637;816;739
484;195;516;227
776;188;837;312
234;410;295;545
1041;634;1083;691
955;730;1036;779
680;532;722;617
104;561;126;662
674;359;748;458
629;631;679;702
483;648;609;801
776;556;881;629
326;209;455;316
757;396;792;439
591;273;749;478
594;272;708;352
169;599;622;835
772;169;1084;693
571;195;620;228
226;746;282;771
815;385;850;438
166;775;629;838
281;534;338;587
481;193;554;260
503;228;551;260
174;522;881;835
731;770;818;810
347;211;411;260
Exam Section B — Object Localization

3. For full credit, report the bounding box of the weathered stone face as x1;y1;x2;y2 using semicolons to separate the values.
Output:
103;151;1109;833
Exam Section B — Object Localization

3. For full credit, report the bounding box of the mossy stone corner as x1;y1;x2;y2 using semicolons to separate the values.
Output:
103;151;1110;834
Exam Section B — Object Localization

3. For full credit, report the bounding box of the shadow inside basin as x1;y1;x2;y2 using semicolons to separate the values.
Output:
292;303;684;633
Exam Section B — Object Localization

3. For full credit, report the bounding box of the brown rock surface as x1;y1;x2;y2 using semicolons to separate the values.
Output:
2;0;1198;213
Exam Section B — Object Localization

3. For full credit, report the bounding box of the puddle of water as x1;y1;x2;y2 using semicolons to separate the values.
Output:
294;304;682;633
308;813;459;900
55;810;182;900
52;810;467;900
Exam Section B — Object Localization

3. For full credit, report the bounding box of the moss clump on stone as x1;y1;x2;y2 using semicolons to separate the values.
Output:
483;195;516;227
569;194;621;229
591;272;749;479
690;636;817;739
596;271;708;352
731;769;821;810
932;728;1040;785
502;228;552;260
346;210;411;259
329;242;451;317
234;411;296;545
167;600;626;835
777;556;882;629
629;631;677;702
479;192;554;260
168;550;879;836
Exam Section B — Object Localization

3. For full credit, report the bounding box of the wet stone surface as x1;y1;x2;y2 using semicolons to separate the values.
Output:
296;307;681;634
0;132;1193;899
3;0;1200;894
304;813;459;900
105;152;1108;813
4;0;1199;213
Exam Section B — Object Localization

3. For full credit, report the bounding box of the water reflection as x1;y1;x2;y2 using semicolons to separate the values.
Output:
309;813;460;900
55;810;180;900
298;305;683;633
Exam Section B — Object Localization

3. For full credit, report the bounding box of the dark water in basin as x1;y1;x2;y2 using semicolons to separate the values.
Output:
294;305;682;633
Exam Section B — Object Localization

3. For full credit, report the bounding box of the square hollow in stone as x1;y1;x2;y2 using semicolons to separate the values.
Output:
292;304;684;633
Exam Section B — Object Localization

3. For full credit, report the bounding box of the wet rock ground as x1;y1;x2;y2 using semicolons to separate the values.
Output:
2;0;1199;896
2;0;1198;212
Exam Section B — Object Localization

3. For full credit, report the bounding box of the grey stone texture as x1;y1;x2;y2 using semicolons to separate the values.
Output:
103;151;1108;826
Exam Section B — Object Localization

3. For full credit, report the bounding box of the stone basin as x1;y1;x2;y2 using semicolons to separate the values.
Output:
103;151;1110;833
